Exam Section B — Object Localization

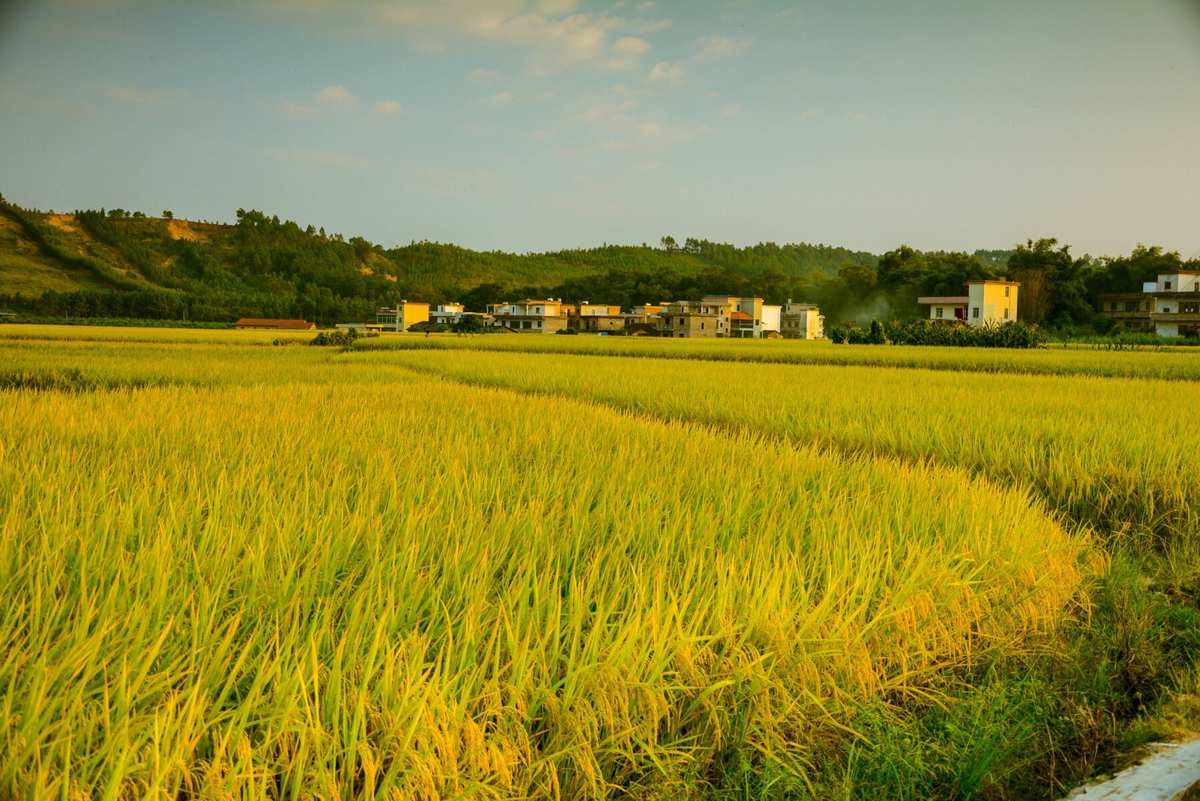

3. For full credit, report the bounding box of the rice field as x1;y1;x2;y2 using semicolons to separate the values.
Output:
2;325;1198;799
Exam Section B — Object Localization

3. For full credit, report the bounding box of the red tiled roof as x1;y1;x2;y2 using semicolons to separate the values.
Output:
235;318;316;329
729;310;753;321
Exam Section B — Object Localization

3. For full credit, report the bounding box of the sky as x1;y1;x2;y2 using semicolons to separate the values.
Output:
1;0;1199;257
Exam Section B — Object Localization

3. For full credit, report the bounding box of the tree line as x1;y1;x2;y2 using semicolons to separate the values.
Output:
0;200;1194;330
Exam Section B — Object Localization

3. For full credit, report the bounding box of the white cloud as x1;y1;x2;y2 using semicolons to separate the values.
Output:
482;90;514;108
647;60;684;84
720;103;742;119
694;34;752;61
634;18;672;34
373;0;671;71
102;85;165;105
535;0;579;12
268;147;368;169
607;35;650;69
582;98;635;123
637;1;656;11
374;100;402;115
611;35;649;56
315;84;358;105
468;67;501;81
277;84;360;118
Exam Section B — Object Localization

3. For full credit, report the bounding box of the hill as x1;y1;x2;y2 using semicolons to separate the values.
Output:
2;197;1192;330
0;200;877;325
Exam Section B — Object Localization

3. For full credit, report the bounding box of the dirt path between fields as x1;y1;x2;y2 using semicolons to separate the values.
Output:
1065;740;1200;800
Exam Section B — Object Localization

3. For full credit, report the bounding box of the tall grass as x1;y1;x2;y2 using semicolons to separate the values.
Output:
355;333;1200;382
374;349;1200;553
0;376;1085;799
6;324;1200;380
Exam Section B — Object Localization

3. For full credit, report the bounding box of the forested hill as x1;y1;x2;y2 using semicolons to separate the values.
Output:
0;200;875;324
1;197;1194;328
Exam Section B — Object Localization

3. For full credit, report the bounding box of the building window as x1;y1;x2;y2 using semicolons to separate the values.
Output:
935;307;943;319
1004;308;1010;319
971;307;980;319
1165;281;1173;290
1004;286;1010;298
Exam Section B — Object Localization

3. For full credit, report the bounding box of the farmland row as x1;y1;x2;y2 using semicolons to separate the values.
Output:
368;348;1200;556
6;323;1200;381
0;375;1084;798
356;334;1200;382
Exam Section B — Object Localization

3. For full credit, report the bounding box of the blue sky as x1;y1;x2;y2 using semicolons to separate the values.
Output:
1;0;1198;256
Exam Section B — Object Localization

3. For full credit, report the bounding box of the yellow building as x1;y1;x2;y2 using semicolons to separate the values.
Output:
577;303;622;316
918;280;1019;326
373;301;430;332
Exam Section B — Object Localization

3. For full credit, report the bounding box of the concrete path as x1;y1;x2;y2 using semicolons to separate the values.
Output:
1065;740;1200;800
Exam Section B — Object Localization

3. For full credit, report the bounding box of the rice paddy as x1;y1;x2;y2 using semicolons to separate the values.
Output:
2;325;1197;800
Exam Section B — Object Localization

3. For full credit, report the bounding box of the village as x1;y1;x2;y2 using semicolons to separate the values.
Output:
234;278;1043;337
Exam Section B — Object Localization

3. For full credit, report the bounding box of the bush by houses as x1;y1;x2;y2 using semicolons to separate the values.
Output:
829;320;1045;348
309;329;358;347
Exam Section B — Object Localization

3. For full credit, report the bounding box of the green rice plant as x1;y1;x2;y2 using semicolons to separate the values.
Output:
0;376;1086;799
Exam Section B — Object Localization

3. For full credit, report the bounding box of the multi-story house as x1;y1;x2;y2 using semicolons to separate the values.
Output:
780;301;824;339
489;299;570;333
1095;292;1153;331
570;302;626;332
1146;271;1200;337
374;301;429;332
429;303;465;326
701;295;781;338
917;280;1019;326
659;300;729;338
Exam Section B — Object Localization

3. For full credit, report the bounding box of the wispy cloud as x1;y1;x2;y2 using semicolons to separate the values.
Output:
314;84;358;105
102;85;166;105
607;35;650;70
371;0;671;72
468;67;501;81
277;84;361;118
482;90;514;108
267;147;369;169
373;100;402;115
694;34;752;61
647;60;684;84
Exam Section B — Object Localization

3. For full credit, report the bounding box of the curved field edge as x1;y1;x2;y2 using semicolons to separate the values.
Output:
364;348;1200;557
352;335;1200;383
4;323;1200;381
0;376;1090;799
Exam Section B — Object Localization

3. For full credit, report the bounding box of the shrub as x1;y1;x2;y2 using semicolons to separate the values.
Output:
309;328;358;347
830;319;1046;349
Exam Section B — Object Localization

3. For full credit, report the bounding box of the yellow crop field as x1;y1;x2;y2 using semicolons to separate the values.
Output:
1;326;1197;800
374;348;1200;554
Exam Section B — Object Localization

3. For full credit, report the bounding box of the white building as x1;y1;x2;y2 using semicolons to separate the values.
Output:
780;301;824;340
429;303;466;326
1146;271;1200;337
760;304;782;336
